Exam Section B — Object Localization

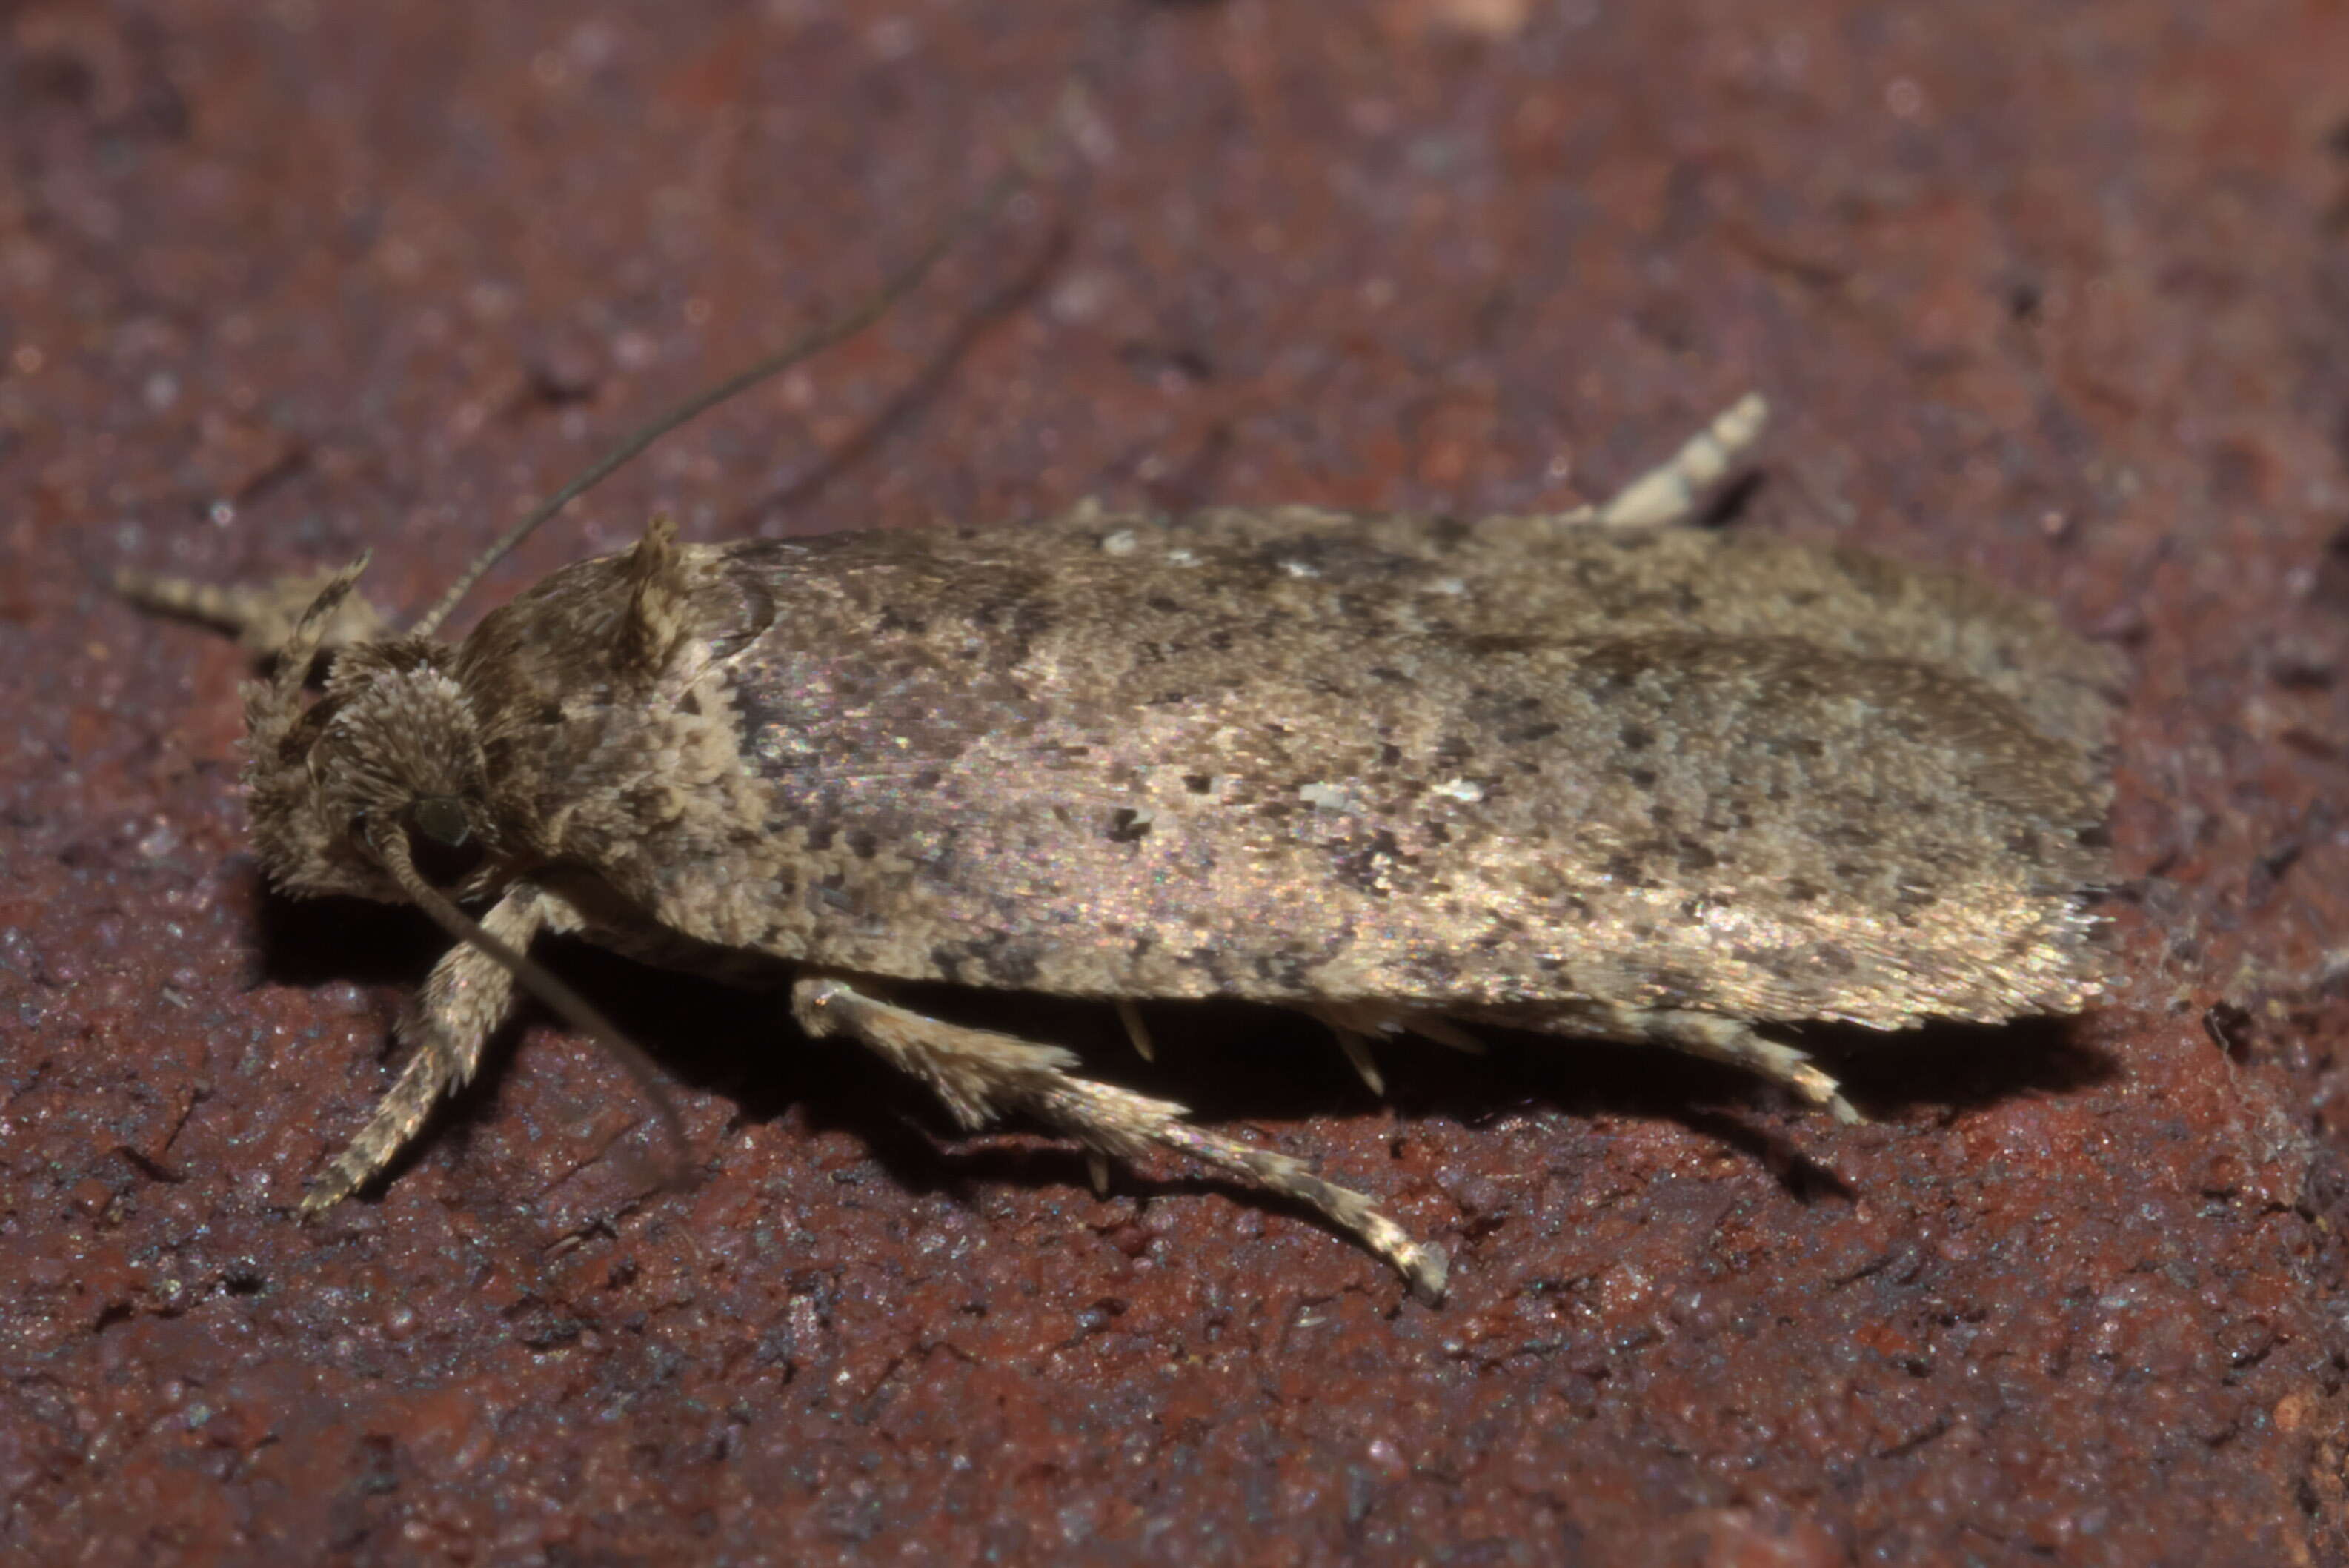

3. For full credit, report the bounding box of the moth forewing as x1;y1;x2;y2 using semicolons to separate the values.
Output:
616;524;2114;1035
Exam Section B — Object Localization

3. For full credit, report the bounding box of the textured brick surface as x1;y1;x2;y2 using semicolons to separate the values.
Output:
4;1;2348;1562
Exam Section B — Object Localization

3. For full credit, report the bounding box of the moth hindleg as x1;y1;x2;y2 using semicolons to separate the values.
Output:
1578;393;1769;531
298;886;547;1216
1529;1003;1862;1123
791;974;1449;1300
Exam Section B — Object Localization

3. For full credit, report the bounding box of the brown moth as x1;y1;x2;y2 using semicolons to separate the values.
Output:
124;384;2119;1301
122;179;2119;1301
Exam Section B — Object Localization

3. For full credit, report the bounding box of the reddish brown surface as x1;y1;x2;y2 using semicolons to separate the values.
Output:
5;1;2349;1562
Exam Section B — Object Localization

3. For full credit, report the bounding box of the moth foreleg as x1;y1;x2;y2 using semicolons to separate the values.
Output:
1577;393;1768;531
791;974;1449;1301
298;887;547;1216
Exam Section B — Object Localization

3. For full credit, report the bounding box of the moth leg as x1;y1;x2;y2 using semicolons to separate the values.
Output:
1301;1007;1391;1095
1314;1002;1486;1057
116;567;396;657
1401;1011;1486;1056
1624;1007;1864;1124
1306;1003;1490;1097
792;974;1449;1300
1115;998;1156;1062
1326;1022;1386;1096
1574;393;1768;532
298;887;547;1216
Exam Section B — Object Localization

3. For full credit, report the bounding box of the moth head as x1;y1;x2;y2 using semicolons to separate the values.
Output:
241;558;502;903
237;560;689;1180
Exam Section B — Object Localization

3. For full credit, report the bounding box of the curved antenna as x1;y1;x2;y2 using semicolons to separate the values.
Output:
408;154;1042;640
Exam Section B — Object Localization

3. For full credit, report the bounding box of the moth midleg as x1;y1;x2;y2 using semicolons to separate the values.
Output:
791;974;1449;1300
299;886;547;1215
1579;393;1769;531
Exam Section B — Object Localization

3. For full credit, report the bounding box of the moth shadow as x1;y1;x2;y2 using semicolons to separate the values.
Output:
1806;1017;2122;1119
247;890;2123;1233
574;974;1884;1224
1421;1015;2120;1209
251;884;448;993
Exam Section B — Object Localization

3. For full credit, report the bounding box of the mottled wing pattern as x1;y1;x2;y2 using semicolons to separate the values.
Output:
492;516;2112;1033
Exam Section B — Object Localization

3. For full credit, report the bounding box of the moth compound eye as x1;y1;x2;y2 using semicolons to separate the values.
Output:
411;795;472;848
405;797;488;890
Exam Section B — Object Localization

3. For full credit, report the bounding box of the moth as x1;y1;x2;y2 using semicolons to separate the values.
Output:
123;192;2119;1303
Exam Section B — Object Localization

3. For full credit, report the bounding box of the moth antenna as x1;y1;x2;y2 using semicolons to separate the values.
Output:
274;551;373;682
242;551;374;753
114;567;242;622
116;564;396;657
371;825;693;1188
407;149;1049;640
